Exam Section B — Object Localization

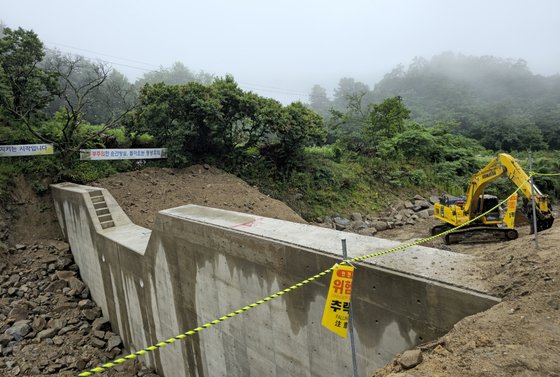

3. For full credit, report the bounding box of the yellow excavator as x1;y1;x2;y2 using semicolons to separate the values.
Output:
432;153;554;244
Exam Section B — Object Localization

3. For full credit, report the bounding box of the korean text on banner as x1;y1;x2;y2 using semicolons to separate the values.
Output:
321;264;355;338
79;148;168;160
0;144;53;157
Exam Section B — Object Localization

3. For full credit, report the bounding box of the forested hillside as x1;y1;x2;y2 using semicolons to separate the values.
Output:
1;27;559;220
310;52;560;151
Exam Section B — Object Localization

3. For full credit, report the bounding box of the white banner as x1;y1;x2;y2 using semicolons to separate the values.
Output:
0;144;54;157
80;148;168;160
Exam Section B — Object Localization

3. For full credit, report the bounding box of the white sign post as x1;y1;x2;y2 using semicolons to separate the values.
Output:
79;148;168;160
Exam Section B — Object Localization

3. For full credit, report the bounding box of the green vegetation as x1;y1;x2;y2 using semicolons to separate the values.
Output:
1;27;558;218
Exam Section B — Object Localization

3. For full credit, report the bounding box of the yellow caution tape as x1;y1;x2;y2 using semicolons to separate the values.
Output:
531;171;560;177
77;176;533;376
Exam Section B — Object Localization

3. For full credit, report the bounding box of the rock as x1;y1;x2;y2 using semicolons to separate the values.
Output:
352;221;368;231
372;221;389;232
93;330;105;339
53;336;64;346
413;200;431;211
37;328;57;340
91;337;106;348
0;333;13;346
58;325;75;335
358;228;377;236
32;317;47;332
394;214;403;221
82;308;102;321
15;244;26;250
48;318;67;331
418;209;430;219
350;212;362;222
413;194;425;201
406;218;416;225
68;277;86;293
400;209;414;218
428;208;434;216
404;200;414;209
399;349;423;369
78;299;95;310
106;335;122;351
333;217;350;230
429;195;440;205
6;320;32;341
8;305;28;321
55;270;75;281
44;280;68;293
55;257;73;270
92;317;111;332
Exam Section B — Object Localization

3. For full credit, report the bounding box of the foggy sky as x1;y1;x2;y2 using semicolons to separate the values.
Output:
2;0;560;103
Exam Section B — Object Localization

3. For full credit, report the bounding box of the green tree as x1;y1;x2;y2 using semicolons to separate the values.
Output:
308;84;331;117
38;52;136;164
135;61;213;87
130;77;326;172
0;27;57;141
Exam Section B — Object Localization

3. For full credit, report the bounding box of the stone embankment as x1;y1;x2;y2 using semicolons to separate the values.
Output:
316;195;439;235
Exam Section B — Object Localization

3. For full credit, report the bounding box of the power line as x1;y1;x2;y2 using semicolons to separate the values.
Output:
43;39;310;99
44;40;160;69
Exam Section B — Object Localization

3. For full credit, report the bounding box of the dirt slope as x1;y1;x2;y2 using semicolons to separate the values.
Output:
371;217;560;377
90;165;305;228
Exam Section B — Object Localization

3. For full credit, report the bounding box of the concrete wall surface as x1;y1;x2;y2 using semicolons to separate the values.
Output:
51;183;500;377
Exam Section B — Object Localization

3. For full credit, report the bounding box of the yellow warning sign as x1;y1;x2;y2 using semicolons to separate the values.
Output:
504;193;518;229
321;264;354;338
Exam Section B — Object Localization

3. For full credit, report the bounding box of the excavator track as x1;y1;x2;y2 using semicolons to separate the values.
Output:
444;227;518;245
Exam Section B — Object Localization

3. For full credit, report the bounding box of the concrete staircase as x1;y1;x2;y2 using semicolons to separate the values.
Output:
89;190;115;229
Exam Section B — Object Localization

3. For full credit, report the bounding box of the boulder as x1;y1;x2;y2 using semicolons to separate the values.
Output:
404;200;414;209
358;228;377;237
106;335;122;351
399;349;423;369
372;221;389;232
413;200;431;211
350;212;363;222
429;195;440;205
333;217;350;231
351;221;368;231
5;320;31;341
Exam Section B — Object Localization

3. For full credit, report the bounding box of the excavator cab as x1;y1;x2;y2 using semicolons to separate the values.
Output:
479;195;501;222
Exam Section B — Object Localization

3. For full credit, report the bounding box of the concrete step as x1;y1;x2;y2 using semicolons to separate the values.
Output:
98;214;113;222
100;220;115;229
91;196;105;204
96;208;110;216
93;202;107;210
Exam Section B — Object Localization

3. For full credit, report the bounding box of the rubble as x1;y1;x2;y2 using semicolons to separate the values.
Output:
317;194;438;236
0;241;159;377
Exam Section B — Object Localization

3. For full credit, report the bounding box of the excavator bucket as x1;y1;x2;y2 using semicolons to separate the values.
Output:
533;217;554;234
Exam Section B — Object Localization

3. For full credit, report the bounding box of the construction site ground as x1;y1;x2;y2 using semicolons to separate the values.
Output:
1;165;559;376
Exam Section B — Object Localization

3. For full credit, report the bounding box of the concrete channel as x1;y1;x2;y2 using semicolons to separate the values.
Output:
51;182;499;377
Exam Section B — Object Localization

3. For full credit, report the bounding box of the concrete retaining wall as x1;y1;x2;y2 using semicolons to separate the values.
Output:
51;183;499;377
